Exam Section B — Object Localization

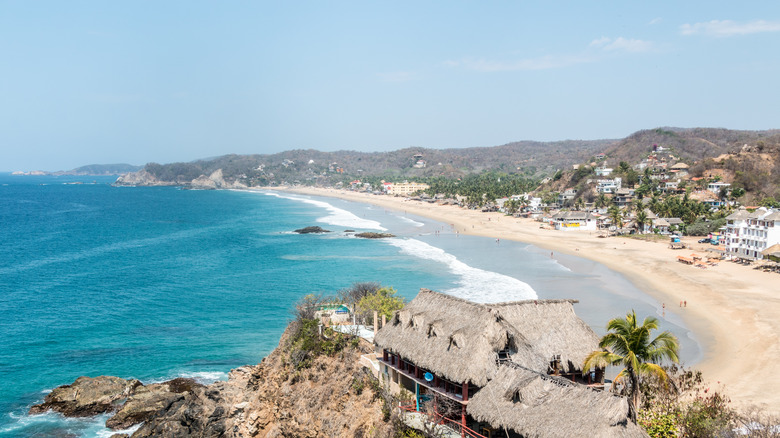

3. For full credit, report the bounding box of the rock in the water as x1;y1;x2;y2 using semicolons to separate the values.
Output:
293;226;331;234
109;434;130;438
29;376;142;417
105;378;203;429
106;391;184;430
354;232;395;239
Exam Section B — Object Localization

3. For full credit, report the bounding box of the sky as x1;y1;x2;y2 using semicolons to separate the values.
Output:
2;1;780;171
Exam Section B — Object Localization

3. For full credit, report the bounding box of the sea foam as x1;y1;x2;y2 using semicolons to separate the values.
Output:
262;192;386;230
386;238;538;303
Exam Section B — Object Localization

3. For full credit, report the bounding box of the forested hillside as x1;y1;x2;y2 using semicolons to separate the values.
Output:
117;127;779;204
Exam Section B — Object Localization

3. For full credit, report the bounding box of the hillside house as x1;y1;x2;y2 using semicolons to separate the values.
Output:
595;165;613;176
707;181;731;195
725;208;780;260
374;290;644;438
597;177;622;194
557;189;577;205
613;188;635;207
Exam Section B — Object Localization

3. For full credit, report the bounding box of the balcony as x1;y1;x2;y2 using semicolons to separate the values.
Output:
379;355;477;404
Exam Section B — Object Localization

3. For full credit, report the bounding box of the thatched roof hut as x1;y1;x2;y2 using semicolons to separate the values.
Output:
468;366;647;438
374;289;600;386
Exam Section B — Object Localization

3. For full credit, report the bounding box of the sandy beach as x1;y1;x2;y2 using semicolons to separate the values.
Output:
277;186;780;413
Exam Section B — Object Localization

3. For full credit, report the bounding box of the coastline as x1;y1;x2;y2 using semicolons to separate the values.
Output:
272;186;780;413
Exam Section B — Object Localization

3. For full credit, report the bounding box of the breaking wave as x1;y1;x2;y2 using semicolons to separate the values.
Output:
386;238;537;303
262;192;386;230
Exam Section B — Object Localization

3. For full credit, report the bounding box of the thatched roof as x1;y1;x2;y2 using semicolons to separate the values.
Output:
762;243;780;257
726;207;751;221
765;211;780;221
553;211;597;221
374;289;600;386
468;366;648;438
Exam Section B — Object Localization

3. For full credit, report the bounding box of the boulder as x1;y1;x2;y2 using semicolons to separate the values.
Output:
106;391;184;430
28;376;142;417
106;378;203;429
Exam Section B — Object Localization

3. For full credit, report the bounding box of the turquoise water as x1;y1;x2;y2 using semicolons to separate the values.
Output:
0;174;700;437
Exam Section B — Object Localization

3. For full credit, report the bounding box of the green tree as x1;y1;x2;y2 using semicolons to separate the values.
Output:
595;193;609;208
356;286;405;323
607;205;624;228
583;310;680;423
636;210;649;234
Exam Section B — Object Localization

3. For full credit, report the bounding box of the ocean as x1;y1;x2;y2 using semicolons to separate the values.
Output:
0;174;700;437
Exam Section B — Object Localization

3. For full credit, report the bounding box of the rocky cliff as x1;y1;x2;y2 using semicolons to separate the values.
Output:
114;168;248;190
30;324;394;438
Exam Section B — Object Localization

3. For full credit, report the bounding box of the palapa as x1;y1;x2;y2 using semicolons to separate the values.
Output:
468;366;647;438
374;289;600;387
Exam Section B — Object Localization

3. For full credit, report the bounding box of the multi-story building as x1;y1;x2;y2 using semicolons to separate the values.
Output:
384;181;430;196
725;207;780;259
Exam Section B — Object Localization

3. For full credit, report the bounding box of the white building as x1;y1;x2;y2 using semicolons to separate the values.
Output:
725;207;780;259
552;211;598;231
594;166;613;176
597;177;622;194
707;181;731;195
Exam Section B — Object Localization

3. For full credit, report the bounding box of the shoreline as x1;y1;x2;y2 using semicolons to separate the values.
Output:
271;186;780;413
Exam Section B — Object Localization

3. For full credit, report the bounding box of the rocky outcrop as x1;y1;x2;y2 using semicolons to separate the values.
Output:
131;327;393;437
114;169;178;187
104;378;203;429
115;168;249;189
29;326;394;437
293;226;331;234
354;232;396;239
29;376;142;417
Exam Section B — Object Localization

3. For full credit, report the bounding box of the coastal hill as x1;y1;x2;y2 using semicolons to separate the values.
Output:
30;323;394;437
113;127;778;192
602;127;780;164
12;163;143;176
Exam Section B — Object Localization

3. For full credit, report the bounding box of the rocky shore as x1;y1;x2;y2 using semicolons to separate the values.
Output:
28;324;393;437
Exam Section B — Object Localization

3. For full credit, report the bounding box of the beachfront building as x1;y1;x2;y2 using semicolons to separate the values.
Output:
725;207;780;259
552;210;598;231
384;181;430;196
374;289;645;438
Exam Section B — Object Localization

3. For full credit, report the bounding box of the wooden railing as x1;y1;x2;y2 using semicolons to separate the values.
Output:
398;403;486;438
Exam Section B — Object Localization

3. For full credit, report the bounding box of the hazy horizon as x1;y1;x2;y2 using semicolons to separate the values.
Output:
3;2;779;172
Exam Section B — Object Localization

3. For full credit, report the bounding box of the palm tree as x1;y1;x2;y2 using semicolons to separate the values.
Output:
583;310;679;423
635;210;648;234
607;205;623;228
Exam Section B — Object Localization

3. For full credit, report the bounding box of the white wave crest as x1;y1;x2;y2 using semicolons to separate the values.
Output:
179;371;229;384
386;238;537;302
396;215;425;227
263;192;386;230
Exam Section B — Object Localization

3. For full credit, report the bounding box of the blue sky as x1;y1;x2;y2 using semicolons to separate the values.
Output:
2;1;779;171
